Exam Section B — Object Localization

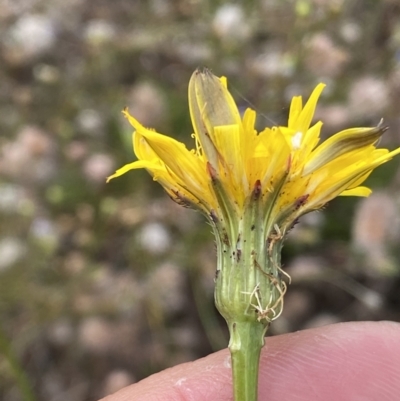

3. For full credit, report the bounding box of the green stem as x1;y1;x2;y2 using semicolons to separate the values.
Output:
229;320;268;401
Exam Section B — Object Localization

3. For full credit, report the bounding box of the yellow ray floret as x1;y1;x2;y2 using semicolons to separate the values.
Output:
108;69;400;224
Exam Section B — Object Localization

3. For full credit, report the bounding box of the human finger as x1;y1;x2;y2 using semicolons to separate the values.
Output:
100;321;400;401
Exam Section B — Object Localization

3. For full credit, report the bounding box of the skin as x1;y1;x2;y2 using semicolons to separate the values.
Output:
100;321;400;401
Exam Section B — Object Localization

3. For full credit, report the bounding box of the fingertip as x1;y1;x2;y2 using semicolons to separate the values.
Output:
100;321;400;401
100;350;232;401
258;321;400;400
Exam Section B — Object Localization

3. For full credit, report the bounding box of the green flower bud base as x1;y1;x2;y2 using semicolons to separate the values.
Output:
211;179;287;401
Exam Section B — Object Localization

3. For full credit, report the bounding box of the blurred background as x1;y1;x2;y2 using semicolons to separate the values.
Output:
1;0;400;400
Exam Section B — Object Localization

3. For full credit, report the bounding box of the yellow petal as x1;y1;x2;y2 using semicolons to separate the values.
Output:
300;121;322;156
213;125;243;170
304;123;387;175
340;186;372;197
289;83;325;134
258;127;291;189
242;108;257;160
107;160;162;183
188;69;242;170
123;109;160;161
220;76;228;88
371;146;400;165
288;96;302;128
137;128;209;196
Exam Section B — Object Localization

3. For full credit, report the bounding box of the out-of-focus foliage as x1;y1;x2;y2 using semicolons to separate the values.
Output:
1;1;400;400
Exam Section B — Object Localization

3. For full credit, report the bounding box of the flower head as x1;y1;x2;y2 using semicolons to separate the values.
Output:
108;69;400;325
108;70;400;401
108;69;399;234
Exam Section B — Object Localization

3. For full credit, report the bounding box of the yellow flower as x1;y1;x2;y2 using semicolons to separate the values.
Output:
108;69;400;233
108;69;400;401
